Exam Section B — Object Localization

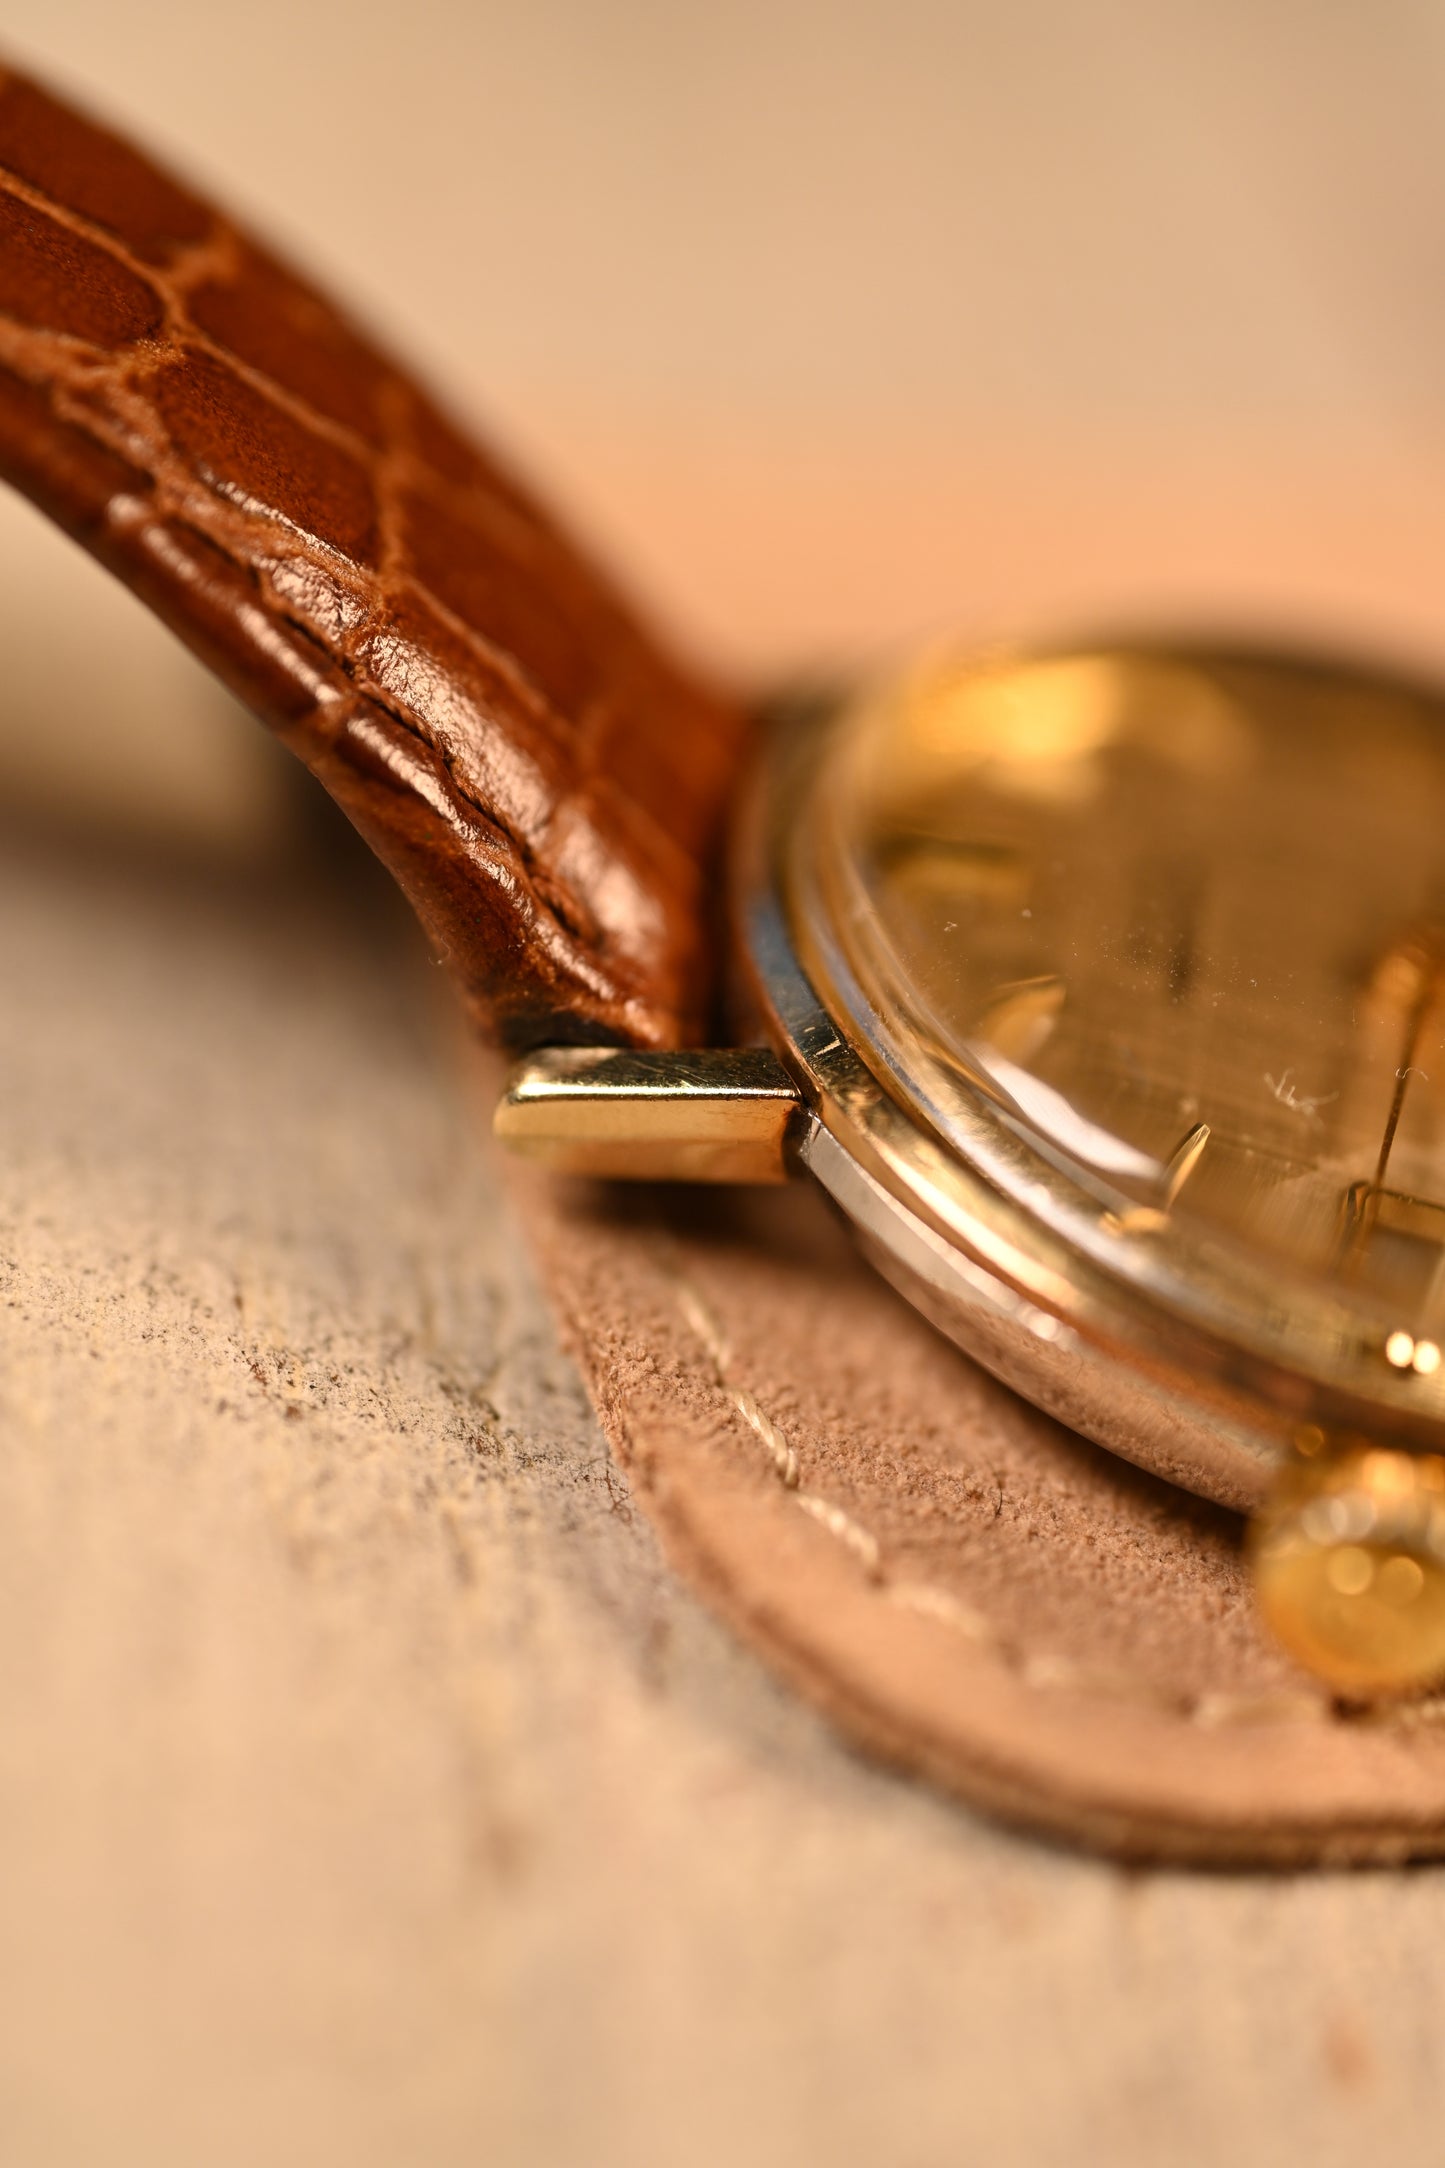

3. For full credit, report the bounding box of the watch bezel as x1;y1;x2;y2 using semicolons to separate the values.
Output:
736;645;1445;1512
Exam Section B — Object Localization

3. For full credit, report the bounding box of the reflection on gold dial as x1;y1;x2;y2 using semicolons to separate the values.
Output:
803;647;1445;1338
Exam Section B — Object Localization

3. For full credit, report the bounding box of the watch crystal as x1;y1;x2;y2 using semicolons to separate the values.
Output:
802;648;1445;1343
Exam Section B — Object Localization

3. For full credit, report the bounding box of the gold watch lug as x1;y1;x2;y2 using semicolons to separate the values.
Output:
493;1047;805;1184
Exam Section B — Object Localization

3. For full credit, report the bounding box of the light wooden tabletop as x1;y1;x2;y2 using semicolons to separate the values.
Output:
7;798;1445;2168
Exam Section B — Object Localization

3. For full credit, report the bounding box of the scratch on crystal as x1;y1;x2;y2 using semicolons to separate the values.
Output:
1265;1069;1337;1120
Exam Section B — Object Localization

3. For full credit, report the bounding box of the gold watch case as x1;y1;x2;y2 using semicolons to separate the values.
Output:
499;640;1445;1693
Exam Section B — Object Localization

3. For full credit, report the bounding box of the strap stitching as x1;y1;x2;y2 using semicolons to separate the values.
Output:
668;1271;1356;1732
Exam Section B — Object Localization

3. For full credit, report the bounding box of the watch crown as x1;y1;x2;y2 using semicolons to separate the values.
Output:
1252;1444;1445;1695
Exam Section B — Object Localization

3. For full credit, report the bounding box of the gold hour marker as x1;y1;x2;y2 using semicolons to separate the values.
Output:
1100;1119;1212;1237
1162;1120;1210;1208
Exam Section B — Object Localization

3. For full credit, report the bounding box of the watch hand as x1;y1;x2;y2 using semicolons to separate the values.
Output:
1335;931;1445;1284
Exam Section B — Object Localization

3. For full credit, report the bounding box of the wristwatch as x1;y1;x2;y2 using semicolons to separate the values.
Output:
500;639;1445;1701
5;64;1445;1806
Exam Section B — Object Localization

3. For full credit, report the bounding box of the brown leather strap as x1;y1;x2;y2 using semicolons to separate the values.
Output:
0;66;745;1049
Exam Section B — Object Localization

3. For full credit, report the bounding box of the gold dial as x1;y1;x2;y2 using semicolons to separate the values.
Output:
811;648;1445;1329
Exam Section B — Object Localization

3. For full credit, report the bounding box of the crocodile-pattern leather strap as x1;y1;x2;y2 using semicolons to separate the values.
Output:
0;66;745;1049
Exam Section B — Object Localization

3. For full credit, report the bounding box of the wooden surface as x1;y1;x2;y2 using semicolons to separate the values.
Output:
3;785;1445;2168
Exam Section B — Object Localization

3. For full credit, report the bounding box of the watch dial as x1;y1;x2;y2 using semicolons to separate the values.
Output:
805;647;1445;1338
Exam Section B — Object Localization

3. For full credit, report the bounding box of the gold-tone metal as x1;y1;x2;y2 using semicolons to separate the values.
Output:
1252;1446;1445;1694
746;646;1445;1513
1385;1329;1441;1376
495;639;1445;1695
494;1047;802;1184
1162;1122;1211;1208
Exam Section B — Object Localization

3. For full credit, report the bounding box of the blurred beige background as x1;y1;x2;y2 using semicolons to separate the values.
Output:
7;10;1445;2167
6;0;1445;832
10;0;1435;666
